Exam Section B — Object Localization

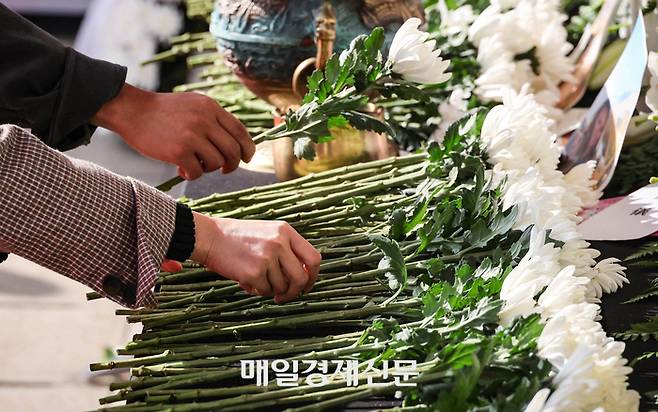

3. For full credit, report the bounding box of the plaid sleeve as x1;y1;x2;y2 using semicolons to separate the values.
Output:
0;124;177;308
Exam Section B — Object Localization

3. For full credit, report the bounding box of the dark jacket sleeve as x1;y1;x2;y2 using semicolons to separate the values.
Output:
0;4;127;151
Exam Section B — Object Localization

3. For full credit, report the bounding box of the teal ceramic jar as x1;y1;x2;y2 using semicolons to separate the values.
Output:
210;0;424;85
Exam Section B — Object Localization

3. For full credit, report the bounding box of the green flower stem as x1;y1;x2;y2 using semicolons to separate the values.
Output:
99;369;244;404
127;299;417;349
240;171;426;220
211;164;420;220
147;281;390;325
133;337;367;372
122;291;365;319
186;52;222;68
159;278;237;292
188;154;425;207
92;334;360;371
132;296;383;333
158;269;216;285
123;365;444;412
117;342;389;406
142;38;216;66
117;335;337;357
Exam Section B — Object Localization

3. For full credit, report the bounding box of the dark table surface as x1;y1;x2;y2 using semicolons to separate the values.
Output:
595;240;658;411
182;172;658;411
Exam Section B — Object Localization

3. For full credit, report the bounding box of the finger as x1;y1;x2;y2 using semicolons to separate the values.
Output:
160;259;183;273
195;138;225;172
179;155;204;180
276;247;309;303
239;282;255;295
207;124;242;173
267;259;289;298
287;230;322;293
248;268;274;297
215;107;255;162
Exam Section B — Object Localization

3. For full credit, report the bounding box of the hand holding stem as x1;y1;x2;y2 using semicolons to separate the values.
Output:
190;212;322;303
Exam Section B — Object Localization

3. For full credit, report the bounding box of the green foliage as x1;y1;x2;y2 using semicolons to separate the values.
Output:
624;278;658;304
275;26;441;159
624;245;658;303
631;350;658;367
564;0;604;45
616;311;658;342
625;241;658;262
344;113;545;409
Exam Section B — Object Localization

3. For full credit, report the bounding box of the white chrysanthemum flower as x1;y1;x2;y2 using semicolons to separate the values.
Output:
388;18;451;84
646;51;658;112
498;229;561;326
558;240;599;277
543;345;601;410
523;388;551;412
563;162;600;208
538;303;606;367
438;1;476;42
483;90;634;410
588;258;629;298
537;266;588;320
469;0;574;110
432;88;471;141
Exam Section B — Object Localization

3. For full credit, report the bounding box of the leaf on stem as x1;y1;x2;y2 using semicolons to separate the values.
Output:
369;234;408;306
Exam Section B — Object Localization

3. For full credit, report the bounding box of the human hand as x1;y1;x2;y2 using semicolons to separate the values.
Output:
190;213;322;303
91;83;255;180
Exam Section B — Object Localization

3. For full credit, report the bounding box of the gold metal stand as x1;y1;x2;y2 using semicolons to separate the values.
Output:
272;0;398;180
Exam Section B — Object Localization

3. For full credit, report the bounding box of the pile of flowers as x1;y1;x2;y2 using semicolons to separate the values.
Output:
91;5;644;409
483;90;637;410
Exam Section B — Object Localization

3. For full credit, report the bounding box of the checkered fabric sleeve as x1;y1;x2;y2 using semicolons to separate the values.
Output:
0;124;177;308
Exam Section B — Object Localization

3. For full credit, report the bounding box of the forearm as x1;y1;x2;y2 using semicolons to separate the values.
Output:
0;125;177;308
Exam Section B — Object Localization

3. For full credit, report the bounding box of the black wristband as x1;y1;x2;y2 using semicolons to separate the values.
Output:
165;203;196;262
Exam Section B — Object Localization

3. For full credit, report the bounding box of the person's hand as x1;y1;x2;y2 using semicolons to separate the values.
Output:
91;83;255;180
190;213;322;303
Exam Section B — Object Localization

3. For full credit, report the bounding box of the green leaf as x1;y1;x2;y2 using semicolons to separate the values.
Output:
324;54;340;86
327;114;350;130
379;82;431;102
306;70;324;98
388;209;406;241
369;234;408;305
364;27;386;63
625;241;658;262
343;111;396;137
316;135;335;144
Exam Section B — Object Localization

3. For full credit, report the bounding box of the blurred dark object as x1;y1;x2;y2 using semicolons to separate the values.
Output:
3;0;90;15
4;0;87;41
605;135;658;198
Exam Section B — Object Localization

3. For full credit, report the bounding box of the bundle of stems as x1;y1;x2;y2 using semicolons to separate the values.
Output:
89;151;482;411
88;114;538;410
184;0;214;21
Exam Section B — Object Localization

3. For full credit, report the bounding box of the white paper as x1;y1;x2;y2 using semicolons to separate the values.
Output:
578;184;658;240
560;12;647;191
